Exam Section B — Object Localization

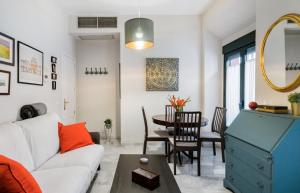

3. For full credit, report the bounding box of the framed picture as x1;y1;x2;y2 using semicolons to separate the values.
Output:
52;81;56;90
0;32;15;66
51;73;57;80
51;56;57;63
18;41;43;86
0;70;11;95
51;63;56;73
146;58;179;91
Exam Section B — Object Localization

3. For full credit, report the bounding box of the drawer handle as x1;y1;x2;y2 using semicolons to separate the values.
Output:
256;181;264;189
257;163;264;171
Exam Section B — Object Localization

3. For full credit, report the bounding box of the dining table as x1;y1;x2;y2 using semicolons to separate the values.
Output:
152;114;209;128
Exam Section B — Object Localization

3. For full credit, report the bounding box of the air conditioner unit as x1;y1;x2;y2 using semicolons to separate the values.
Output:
78;17;117;28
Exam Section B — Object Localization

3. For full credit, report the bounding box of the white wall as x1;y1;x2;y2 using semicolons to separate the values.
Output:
0;0;76;122
119;15;202;143
255;0;300;107
76;39;120;138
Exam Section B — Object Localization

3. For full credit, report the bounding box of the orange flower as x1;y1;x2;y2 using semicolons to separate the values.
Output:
168;95;191;109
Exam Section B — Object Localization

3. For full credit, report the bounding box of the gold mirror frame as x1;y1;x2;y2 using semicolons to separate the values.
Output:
260;13;300;92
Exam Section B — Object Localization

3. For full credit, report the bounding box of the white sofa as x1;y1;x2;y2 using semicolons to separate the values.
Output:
0;113;104;193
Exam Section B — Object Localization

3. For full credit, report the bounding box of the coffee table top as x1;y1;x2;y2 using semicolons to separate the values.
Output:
110;154;181;193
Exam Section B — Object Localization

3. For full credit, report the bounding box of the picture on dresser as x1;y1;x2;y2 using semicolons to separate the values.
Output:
0;32;15;66
17;41;43;86
0;70;11;95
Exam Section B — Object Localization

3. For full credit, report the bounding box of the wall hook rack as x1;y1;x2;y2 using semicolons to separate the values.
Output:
84;66;109;75
286;63;300;71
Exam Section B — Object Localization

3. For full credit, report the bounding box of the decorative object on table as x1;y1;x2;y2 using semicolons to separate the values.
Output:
20;103;47;120
132;168;160;190
124;0;154;50
0;32;15;66
17;41;43;86
168;95;190;112
52;81;56;90
248;101;258;110
146;58;179;91
0;70;11;95
288;92;300;116
51;56;57;63
51;63;56;73
256;105;288;114
260;13;300;92
139;157;149;164
51;73;57;80
104;118;112;142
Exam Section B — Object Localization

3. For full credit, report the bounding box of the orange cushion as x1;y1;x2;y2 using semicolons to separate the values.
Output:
58;122;94;153
0;155;42;193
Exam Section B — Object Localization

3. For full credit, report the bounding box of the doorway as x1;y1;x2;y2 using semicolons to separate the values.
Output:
223;31;256;126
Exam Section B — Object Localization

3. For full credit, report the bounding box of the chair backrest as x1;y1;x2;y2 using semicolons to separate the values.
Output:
211;107;227;136
174;111;202;144
142;107;149;138
165;105;175;123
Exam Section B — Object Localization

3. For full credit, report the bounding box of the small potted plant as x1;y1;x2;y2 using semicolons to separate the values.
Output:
288;92;300;116
104;119;112;129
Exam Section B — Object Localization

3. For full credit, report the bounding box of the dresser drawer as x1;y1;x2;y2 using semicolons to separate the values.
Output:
225;135;272;178
227;156;272;193
226;170;264;193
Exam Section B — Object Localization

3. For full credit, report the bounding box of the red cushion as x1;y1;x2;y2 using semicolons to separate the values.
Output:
0;155;42;193
58;122;94;153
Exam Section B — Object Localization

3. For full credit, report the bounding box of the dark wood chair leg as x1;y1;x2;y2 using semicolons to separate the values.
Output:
178;152;182;166
143;139;147;155
189;151;193;164
165;141;168;156
174;149;177;175
221;140;225;163
197;148;201;176
213;141;216;156
168;143;171;163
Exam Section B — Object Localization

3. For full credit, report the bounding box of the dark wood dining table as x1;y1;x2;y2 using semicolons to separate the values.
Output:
152;114;209;128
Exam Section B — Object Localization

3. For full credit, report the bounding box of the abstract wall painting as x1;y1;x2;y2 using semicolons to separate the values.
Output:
18;41;43;86
146;58;179;91
0;32;15;66
0;70;11;95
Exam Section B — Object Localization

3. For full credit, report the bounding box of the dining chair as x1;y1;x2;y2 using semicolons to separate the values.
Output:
200;107;226;162
168;111;202;176
165;105;175;134
142;107;169;155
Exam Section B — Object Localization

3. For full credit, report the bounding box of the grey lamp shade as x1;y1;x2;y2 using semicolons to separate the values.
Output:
125;18;154;49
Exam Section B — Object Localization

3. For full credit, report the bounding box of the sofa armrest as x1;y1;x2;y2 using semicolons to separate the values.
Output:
89;132;100;144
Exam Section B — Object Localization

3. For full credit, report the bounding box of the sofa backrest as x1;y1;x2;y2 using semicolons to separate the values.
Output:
0;122;35;171
15;113;61;169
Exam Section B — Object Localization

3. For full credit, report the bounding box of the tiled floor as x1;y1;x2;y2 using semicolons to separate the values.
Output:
91;140;231;193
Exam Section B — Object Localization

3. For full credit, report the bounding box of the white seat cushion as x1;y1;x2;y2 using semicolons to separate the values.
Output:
200;131;221;139
39;144;104;178
15;113;61;169
0;122;34;171
32;167;91;193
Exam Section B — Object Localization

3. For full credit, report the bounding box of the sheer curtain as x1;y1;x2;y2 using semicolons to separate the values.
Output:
244;47;256;109
226;54;241;126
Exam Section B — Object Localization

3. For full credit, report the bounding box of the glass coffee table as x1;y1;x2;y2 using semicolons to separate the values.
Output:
110;154;181;193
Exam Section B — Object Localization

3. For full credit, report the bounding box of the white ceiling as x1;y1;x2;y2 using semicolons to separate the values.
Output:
203;0;256;40
54;0;215;15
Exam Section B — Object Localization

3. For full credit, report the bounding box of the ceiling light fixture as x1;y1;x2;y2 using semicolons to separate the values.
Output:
125;1;154;50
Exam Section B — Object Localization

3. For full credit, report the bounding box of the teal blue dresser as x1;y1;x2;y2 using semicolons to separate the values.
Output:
224;110;300;193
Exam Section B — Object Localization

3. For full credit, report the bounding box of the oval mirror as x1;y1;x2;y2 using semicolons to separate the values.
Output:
260;13;300;92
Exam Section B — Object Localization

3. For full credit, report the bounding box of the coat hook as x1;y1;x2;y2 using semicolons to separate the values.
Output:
90;67;93;74
95;68;98;74
104;67;108;75
99;67;103;75
294;63;297;70
85;67;89;74
297;63;300;70
289;63;294;71
286;63;290;71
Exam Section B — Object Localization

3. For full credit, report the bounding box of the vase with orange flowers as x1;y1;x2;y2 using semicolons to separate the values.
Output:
168;95;191;112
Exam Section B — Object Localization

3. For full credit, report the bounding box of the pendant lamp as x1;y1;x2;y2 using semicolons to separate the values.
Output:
125;16;154;50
